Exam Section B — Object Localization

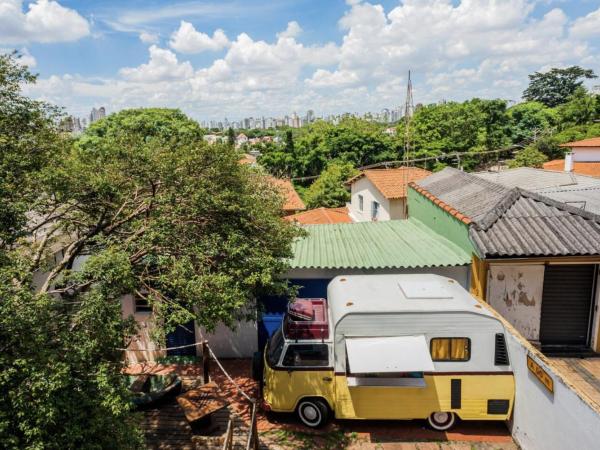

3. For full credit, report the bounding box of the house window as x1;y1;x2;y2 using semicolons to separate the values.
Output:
358;194;364;211
430;338;471;361
134;295;152;313
371;201;380;220
282;344;329;367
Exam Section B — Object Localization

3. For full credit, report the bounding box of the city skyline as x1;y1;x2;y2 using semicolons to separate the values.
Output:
1;1;599;120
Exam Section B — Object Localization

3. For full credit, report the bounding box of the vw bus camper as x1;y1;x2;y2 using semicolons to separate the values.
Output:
262;274;515;430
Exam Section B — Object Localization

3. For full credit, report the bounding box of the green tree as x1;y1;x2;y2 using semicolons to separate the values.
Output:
557;87;599;126
285;129;294;153
0;54;302;449
303;161;359;208
507;101;557;143
523;66;597;107
0;52;143;450
508;145;549;168
227;127;235;146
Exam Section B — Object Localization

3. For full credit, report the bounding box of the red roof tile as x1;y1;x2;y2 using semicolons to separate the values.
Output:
559;137;600;148
347;167;432;199
284;207;352;225
268;177;306;212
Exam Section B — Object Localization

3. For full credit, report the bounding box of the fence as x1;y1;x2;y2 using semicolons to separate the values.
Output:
245;401;259;450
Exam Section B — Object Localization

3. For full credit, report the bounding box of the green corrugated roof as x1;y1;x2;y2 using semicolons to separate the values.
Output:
290;218;471;270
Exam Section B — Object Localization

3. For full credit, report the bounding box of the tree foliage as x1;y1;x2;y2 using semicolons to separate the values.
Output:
303;161;359;209
0;54;301;449
523;66;597;107
508;145;548;168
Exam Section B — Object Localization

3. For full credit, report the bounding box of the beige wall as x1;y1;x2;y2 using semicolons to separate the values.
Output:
348;177;391;222
389;198;407;220
487;264;544;341
121;294;166;364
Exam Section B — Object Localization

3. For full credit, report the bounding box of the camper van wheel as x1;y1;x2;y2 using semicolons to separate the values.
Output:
296;398;329;428
427;411;456;431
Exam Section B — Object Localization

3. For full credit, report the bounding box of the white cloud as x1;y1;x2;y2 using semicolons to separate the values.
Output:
21;0;600;119
305;69;360;88
0;0;90;44
169;21;229;54
119;45;193;82
1;47;36;67
569;7;600;39
277;21;302;39
139;31;159;44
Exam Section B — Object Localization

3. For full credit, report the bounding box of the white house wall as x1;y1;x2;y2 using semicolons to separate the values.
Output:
573;147;600;162
348;177;391;222
199;320;258;358
487;264;544;341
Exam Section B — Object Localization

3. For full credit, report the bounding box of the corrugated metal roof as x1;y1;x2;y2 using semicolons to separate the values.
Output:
475;167;600;215
415;167;510;222
290;218;471;270
470;190;600;258
415;168;600;258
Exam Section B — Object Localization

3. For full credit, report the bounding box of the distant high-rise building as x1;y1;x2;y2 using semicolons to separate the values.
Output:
89;106;106;124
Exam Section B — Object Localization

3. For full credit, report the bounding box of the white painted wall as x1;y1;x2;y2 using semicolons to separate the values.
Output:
199;321;258;358
506;331;600;450
487;264;544;341
573;147;600;162
285;265;470;291
348;177;391;222
388;198;407;220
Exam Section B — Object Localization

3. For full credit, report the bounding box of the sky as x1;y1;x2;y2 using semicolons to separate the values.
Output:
1;0;600;121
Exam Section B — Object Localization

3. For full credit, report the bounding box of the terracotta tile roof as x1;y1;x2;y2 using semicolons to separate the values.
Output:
239;153;256;165
268;177;306;212
409;183;472;224
559;137;600;147
284;207;352;225
543;159;600;178
347;167;432;199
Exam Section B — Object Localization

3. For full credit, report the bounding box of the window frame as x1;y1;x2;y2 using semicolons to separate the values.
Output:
358;194;364;211
429;337;471;362
371;201;380;220
134;295;153;313
281;343;331;368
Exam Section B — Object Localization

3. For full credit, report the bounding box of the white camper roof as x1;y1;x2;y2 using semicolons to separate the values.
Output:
328;273;494;327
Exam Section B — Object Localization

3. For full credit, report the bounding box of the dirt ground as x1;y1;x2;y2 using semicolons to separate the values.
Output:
126;359;518;450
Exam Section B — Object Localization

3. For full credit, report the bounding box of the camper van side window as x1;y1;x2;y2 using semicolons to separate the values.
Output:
430;338;471;361
282;344;329;367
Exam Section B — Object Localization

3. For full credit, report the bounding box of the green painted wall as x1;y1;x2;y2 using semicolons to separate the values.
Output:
407;187;476;255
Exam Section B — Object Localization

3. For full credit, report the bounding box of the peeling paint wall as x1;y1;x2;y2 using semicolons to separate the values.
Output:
488;264;544;341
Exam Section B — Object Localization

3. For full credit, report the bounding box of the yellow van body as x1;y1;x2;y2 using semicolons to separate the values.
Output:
263;362;514;421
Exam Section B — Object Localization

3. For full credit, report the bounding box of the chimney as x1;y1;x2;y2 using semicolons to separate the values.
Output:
564;153;573;172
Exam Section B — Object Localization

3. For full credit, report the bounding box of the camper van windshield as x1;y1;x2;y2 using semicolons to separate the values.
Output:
267;328;284;366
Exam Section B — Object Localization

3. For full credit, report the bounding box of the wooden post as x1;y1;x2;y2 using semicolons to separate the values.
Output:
202;340;210;384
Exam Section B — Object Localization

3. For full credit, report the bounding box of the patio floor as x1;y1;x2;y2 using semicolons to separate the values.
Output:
126;359;518;449
550;355;600;410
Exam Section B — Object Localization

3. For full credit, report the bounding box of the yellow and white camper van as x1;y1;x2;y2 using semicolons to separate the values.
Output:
261;274;515;430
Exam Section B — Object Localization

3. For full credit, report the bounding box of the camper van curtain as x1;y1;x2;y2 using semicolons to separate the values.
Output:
345;335;435;374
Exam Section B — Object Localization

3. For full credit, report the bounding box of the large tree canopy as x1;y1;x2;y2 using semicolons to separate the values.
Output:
522;66;597;107
0;53;301;449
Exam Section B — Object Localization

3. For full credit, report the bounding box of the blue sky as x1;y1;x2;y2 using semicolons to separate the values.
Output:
2;0;600;121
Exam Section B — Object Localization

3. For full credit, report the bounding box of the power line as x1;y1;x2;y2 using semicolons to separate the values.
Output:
290;144;523;181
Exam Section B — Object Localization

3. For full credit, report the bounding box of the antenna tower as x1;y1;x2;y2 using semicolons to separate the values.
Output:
402;70;414;217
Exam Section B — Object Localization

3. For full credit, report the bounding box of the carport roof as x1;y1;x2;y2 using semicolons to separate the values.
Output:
289;218;471;270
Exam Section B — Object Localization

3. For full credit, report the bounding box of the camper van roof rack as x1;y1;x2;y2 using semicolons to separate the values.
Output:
284;298;329;340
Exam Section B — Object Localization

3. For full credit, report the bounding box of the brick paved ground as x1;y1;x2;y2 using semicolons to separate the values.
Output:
126;359;518;449
550;356;600;410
